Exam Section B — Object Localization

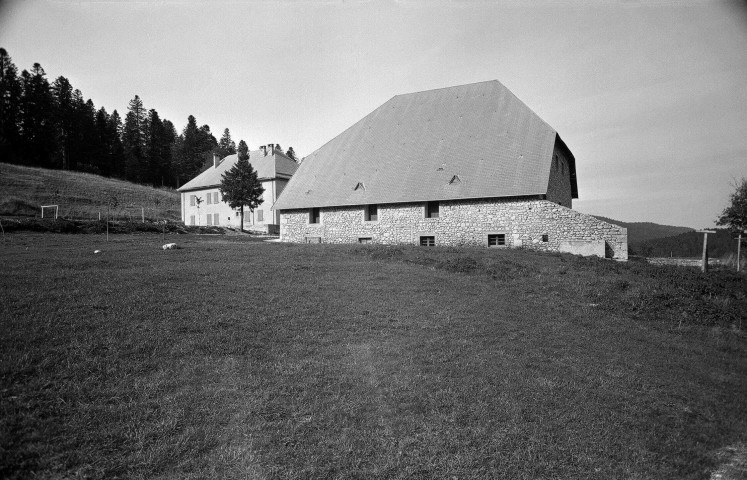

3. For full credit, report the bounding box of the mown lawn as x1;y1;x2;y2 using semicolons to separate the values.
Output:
1;234;746;479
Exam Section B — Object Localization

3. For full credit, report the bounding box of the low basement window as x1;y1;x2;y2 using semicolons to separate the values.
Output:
420;236;435;247
488;234;506;247
304;236;321;244
358;237;372;244
542;234;549;242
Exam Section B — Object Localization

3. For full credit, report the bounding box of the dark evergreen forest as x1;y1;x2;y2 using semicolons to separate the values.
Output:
0;48;247;188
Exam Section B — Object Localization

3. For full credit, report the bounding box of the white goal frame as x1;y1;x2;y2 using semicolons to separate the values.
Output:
41;205;59;219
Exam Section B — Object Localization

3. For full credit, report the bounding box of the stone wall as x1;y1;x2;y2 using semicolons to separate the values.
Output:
280;198;628;259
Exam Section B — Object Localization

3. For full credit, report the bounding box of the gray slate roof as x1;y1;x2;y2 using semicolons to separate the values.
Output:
177;149;298;192
274;80;577;210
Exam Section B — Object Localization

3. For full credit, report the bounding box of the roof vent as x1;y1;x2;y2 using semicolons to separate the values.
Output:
449;175;461;185
354;182;365;191
436;167;444;171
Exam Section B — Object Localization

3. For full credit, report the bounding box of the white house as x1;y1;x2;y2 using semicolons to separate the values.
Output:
177;145;299;233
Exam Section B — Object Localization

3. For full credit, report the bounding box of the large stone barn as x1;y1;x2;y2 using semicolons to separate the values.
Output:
178;145;298;234
273;80;627;259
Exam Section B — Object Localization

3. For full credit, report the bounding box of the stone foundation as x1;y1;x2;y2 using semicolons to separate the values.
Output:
280;198;628;260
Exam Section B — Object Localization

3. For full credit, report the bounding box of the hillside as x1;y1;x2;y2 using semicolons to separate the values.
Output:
0;163;180;221
593;215;694;244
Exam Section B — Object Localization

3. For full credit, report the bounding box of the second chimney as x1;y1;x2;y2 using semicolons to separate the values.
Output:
260;146;267;156
213;153;219;168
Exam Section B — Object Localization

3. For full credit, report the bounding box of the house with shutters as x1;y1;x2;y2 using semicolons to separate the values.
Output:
177;145;298;234
272;80;628;259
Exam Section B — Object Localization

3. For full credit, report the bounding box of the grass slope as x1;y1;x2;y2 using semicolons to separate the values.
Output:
593;215;694;244
0;163;180;221
1;235;746;479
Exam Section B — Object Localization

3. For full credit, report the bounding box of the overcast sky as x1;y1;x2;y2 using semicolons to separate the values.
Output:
1;0;745;228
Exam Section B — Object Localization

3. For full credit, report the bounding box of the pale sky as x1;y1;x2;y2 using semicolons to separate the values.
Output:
1;0;746;228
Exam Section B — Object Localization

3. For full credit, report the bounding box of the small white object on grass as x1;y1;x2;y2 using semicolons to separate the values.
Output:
162;243;177;250
94;250;101;254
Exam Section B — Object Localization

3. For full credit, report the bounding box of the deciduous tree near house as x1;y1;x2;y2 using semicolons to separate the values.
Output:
219;140;264;233
717;178;747;233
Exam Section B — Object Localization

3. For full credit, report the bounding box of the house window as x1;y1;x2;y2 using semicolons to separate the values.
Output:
365;204;378;221
358;237;372;244
309;208;320;224
542;234;549;242
488;234;506;247
213;192;219;204
190;215;195;225
206;193;212;205
304;236;321;243
257;209;264;222
420;236;435;247
425;201;439;218
213;213;219;225
190;195;196;206
206;214;213;226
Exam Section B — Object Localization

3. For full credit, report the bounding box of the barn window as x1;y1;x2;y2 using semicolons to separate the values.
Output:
420;236;435;247
365;204;378;221
206;193;212;205
206;214;213;226
542;234;549;242
425;201;439;218
190;195;196;206
213;213;219;225
488;234;506;247
309;208;320;224
257;209;264;222
213;192;219;204
190;215;195;225
358;237;372;244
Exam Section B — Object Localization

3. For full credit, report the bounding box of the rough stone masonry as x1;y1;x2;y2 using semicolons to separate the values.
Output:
280;198;628;260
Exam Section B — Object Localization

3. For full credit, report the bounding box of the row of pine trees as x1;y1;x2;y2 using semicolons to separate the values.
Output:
0;48;295;188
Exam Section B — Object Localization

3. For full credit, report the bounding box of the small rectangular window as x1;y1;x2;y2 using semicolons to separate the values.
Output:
488;234;506;247
190;215;195;225
420;236;435;247
365;204;378;222
213;192;219;204
358;237;372;244
542;234;549;242
257;210;264;222
190;195;195;206
206;193;211;205
425;201;439;219
304;236;321;244
206;214;213;226
213;213;219;225
309;208;320;224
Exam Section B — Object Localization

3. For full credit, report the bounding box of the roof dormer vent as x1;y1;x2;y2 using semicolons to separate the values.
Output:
354;182;365;191
449;175;461;185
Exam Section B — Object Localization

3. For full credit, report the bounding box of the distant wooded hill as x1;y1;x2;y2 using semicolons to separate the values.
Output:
594;216;741;258
593;216;694;244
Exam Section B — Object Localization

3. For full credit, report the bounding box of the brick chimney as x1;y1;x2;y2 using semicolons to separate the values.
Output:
268;144;274;155
213;153;219;168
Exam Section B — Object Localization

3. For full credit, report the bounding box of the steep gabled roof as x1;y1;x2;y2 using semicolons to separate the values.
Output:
274;80;577;210
177;149;298;192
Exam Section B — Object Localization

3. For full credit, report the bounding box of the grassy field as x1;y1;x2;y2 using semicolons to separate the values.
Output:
0;163;180;221
1;234;746;479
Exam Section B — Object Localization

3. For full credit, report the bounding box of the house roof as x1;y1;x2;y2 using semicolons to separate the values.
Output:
273;80;578;210
177;149;298;192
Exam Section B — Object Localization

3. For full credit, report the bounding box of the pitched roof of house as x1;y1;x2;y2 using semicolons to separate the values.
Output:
273;80;577;210
177;149;298;192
